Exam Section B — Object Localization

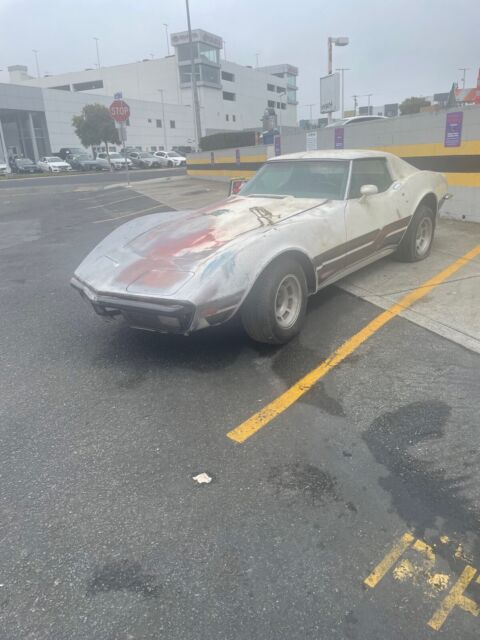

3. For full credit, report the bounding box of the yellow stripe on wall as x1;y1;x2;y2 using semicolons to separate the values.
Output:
445;173;480;188
187;154;267;166
187;168;258;178
373;140;480;158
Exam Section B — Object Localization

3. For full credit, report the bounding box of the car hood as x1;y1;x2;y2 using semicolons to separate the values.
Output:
49;162;69;167
75;195;326;295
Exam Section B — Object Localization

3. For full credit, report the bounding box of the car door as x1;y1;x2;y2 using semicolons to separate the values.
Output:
344;157;409;268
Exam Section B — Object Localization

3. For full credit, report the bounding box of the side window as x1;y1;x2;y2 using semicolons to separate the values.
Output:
349;159;393;199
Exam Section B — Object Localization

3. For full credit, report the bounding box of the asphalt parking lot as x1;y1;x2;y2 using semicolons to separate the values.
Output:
0;174;479;639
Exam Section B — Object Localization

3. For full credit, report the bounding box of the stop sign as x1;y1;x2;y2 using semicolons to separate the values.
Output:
109;100;130;122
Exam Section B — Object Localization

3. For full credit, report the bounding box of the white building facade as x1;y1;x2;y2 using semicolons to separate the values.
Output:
8;28;298;141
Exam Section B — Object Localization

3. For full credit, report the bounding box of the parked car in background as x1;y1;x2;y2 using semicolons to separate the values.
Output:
55;147;85;160
12;157;41;174
154;150;187;167
68;153;99;171
37;156;73;173
128;151;161;168
96;152;133;171
0;160;8;176
71;150;449;344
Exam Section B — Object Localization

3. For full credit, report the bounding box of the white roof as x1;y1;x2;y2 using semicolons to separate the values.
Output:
269;149;394;162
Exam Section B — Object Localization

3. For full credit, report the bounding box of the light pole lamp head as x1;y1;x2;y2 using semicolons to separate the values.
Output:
332;37;349;47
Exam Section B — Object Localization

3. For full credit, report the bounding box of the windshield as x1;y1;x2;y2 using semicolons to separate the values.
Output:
77;154;92;160
140;152;153;158
240;160;350;200
109;153;122;159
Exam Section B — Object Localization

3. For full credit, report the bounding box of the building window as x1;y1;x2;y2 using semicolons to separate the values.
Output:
151;146;157;151
281;103;286;110
201;65;220;84
276;102;281;108
51;84;70;91
226;114;229;121
148;118;152;123
268;100;275;108
72;80;104;92
156;119;162;128
277;86;286;93
232;115;236;122
222;70;235;82
267;83;275;92
126;118;130;126
177;42;199;62
170;120;176;128
222;91;235;101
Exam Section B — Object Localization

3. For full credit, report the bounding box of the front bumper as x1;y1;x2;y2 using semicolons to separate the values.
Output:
71;276;196;333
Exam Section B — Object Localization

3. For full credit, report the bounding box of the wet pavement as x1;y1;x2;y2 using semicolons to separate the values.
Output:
0;174;479;639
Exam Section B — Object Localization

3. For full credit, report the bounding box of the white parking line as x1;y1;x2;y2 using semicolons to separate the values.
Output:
92;203;165;223
86;195;144;210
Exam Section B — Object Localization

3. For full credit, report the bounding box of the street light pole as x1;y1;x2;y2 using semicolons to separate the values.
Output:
32;50;40;78
158;89;168;151
458;67;469;89
164;24;170;56
352;94;358;116
93;37;101;68
185;0;202;148
326;36;349;123
366;93;373;115
336;68;350;118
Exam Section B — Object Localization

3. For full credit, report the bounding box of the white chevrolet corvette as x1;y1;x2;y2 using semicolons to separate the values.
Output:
72;150;450;344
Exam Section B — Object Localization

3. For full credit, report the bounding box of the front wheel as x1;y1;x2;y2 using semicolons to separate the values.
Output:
241;258;307;344
395;204;435;262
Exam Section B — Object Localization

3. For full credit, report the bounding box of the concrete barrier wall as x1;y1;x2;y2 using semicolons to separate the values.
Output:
282;106;480;222
187;144;273;179
187;107;480;221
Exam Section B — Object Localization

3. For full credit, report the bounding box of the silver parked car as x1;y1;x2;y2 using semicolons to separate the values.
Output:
71;150;449;344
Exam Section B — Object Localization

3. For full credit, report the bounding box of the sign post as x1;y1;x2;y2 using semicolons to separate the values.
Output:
109;98;131;187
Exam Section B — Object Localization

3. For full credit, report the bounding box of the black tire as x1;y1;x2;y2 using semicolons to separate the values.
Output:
241;258;308;344
395;203;435;262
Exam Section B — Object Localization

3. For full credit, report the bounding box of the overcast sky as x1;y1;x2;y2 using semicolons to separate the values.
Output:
1;0;479;116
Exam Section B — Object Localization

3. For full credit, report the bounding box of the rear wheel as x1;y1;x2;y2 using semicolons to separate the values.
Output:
395;204;435;262
241;258;307;344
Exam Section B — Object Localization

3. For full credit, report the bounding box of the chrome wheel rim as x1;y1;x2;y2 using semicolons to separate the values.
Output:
415;216;433;256
275;274;302;329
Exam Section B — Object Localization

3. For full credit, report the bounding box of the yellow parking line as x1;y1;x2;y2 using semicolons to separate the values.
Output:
92;203;164;223
227;244;480;443
364;532;415;588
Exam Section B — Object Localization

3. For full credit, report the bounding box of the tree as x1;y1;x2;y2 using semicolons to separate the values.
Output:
72;104;120;156
399;96;431;115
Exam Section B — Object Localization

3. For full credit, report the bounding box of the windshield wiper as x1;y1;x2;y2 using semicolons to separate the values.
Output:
247;193;288;199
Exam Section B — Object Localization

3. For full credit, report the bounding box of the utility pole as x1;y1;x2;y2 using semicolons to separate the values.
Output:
336;67;350;118
164;24;170;56
255;52;260;68
32;50;40;78
458;67;469;89
158;89;168;151
185;0;202;148
93;38;101;68
366;93;373;115
304;103;315;120
352;94;358;116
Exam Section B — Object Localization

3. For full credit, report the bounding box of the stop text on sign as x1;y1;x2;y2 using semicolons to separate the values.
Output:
109;100;130;122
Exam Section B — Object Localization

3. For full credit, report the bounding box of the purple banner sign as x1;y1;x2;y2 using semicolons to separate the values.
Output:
444;111;463;147
334;127;344;149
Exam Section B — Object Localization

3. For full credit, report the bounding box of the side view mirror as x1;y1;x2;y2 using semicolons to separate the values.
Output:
360;184;379;197
229;178;247;196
